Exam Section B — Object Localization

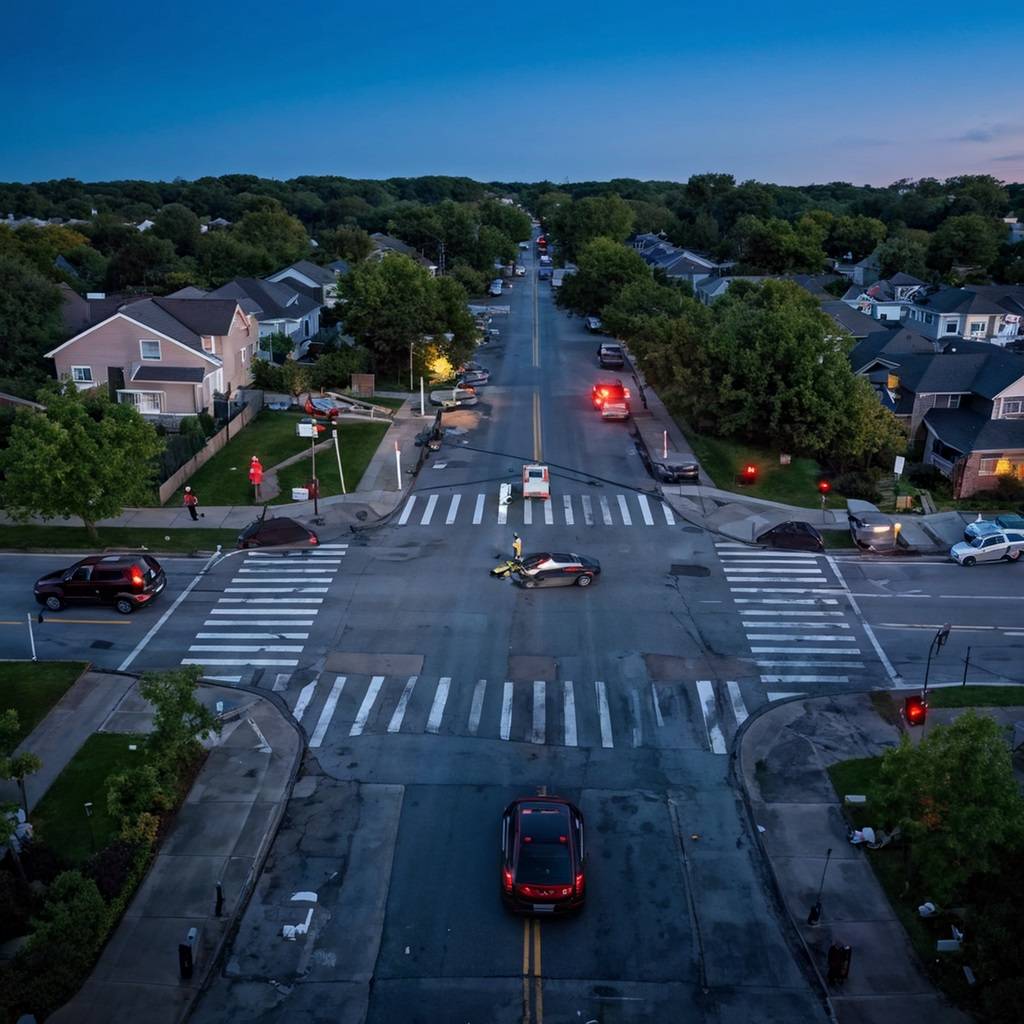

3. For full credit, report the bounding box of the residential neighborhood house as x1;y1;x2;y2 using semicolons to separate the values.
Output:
266;259;343;308
204;277;321;353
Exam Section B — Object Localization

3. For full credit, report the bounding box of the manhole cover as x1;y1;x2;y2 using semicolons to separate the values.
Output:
91;640;114;649
669;564;711;577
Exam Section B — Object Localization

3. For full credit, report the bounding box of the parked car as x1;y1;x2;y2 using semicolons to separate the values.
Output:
757;521;825;552
34;554;166;614
489;279;503;296
635;443;700;482
513;552;601;588
597;343;625;369
584;316;603;333
847;499;907;552
501;796;585;915
950;530;1024;566
458;369;490;387
963;513;1024;542
429;386;478;408
305;396;341;418
514;264;526;276
518;241;530;250
457;361;488;375
601;401;629;421
238;516;320;550
538;267;552;281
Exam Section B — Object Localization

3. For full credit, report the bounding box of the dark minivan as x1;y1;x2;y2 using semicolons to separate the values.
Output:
34;554;166;614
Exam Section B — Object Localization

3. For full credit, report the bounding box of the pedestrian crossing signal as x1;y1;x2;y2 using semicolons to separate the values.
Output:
818;480;831;495
904;695;927;727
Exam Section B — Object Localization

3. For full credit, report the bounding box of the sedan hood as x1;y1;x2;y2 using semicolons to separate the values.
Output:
34;569;67;587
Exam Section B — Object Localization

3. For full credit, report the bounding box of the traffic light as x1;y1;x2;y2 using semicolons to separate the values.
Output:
739;463;758;485
818;480;831;496
904;694;928;727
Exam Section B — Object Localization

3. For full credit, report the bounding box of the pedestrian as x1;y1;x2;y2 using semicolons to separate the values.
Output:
512;532;522;560
183;486;204;520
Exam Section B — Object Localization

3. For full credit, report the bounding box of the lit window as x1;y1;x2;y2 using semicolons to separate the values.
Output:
117;390;162;414
978;456;1002;476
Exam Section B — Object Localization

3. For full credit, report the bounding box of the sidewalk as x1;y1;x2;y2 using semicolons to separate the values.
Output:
737;693;973;1024
38;674;303;1024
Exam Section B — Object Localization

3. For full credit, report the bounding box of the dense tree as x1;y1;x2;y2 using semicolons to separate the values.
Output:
0;253;64;394
876;235;929;280
193;231;272;286
104;231;178;290
319;225;373;264
946;174;1010;219
233;207;309;267
729;215;827;274
548;195;634;261
0;382;165;540
600;276;696;341
557;237;652;314
927;213;1001;274
152;202;202;256
826;214;887;260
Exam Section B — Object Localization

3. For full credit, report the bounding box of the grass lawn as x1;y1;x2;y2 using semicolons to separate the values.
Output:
165;410;314;507
271;420;389;504
31;733;148;865
685;431;844;508
928;684;1024;708
0;525;238;554
0;662;88;743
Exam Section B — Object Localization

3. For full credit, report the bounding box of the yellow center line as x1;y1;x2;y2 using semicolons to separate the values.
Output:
522;919;531;1024
37;618;133;626
533;919;544;1024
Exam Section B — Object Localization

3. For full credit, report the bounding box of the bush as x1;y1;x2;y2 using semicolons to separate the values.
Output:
251;357;285;391
309;346;370;391
0;870;39;942
197;410;216;436
993;472;1024;503
156;428;205;483
831;470;881;503
906;462;948;490
85;839;140;901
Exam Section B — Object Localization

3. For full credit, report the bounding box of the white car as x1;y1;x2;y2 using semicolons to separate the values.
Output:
489;279;503;296
514;265;526;276
429;387;478;408
949;530;1024;566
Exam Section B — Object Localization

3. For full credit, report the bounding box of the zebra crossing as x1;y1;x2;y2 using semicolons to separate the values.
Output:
284;672;752;755
180;544;348;681
396;489;677;529
716;542;872;687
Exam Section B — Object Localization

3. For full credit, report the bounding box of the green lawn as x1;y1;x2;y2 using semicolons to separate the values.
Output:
928;684;1024;708
0;525;238;554
271;421;389;503
0;662;88;743
31;733;149;865
684;431;845;508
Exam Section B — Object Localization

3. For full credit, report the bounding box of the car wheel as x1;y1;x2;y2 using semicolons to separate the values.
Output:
576;574;593;587
44;595;64;611
523;579;538;589
962;556;976;567
1006;550;1021;562
115;598;135;615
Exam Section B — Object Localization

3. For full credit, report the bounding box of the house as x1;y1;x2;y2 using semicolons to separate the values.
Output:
327;258;350;276
58;285;146;337
903;286;1024;345
841;273;927;323
200;217;232;234
44;295;258;422
1004;217;1023;245
821;300;883;340
629;233;734;287
851;249;881;287
205;278;321;352
695;276;776;305
368;232;438;275
265;259;341;308
136;219;155;232
848;327;939;377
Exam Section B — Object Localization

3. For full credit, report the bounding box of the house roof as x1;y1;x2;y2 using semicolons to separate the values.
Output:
911;287;1007;316
894;349;1024;398
273;259;336;286
855;249;880;269
131;365;206;384
849;328;936;373
327;258;350;275
821;300;881;338
166;285;208;299
888;272;925;287
924;408;1024;454
968;285;1024;317
206;278;318;321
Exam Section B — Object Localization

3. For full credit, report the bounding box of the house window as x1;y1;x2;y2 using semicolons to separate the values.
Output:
117;390;163;414
139;339;161;360
1002;399;1023;417
925;314;933;324
978;456;1003;476
240;347;246;364
71;366;93;383
944;321;958;334
970;322;986;335
304;319;310;339
932;395;961;409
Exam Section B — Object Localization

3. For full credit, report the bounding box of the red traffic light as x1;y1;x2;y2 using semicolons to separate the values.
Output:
904;695;928;727
818;480;831;495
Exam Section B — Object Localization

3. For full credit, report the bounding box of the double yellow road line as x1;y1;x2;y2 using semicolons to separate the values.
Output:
522;917;543;1023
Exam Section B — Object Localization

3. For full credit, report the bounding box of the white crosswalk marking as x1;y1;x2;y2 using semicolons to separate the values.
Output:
581;494;594;526
209;608;315;616
388;676;418;733
445;494;461;525
651;683;665;727
562;494;574;525
543;500;553;525
616;494;632;526
761;674;849;683
498;497;508;525
500;681;513;740
594;680;614;748
203;675;242;683
398;496;416;525
273;673;291;692
733;597;839;605
746;634;856;642
662;503;675;525
473;493;485;524
751;646;862;655
531;681;546;744
741;610;843;617
226;587;329;593
350;675;385;736
629;689;643;747
468;679;487;735
637;494;654;526
523;499;532;525
599;495;613;525
726;681;749;726
696;680;726;754
426;676;451;734
188;644;303;653
563;681;577;746
218;597;323;604
197;632;309;640
742;621;851;629
182;657;299;666
310;676;345;747
723;567;825;575
420;493;439;525
756;660;863;667
293;680;317;722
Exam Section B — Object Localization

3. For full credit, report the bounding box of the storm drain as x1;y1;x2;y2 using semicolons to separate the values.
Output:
668;564;711;577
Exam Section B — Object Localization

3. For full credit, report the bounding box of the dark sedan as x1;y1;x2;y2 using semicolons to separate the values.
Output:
238;516;320;549
513;552;601;588
757;521;825;552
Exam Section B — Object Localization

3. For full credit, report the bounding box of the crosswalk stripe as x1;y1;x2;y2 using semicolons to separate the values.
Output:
637;494;654;526
523;499;533;525
209;609;315;617
594;680;614;748
727;577;827;583
398;496;416;525
350;675;384;736
733;597;839;605
599;496;613;525
468;679;486;735
473;493;485;524
755;660;864;667
273;673;290;692
426;676;450;734
310;676;345;747
696;680;726;754
316;544;349;549
581;494;594;526
722;560;819;566
629;689;643;747
751;647;862;654
188;644;303;652
730;588;839;595
218;598;323;604
563;494;574;525
204;675;242;683
651;683;665;727
543;500;553;525
445;494;461;525
498;497;508;525
767;691;806;701
616;494;632;526
726;681;749;726
196;632;309;639
746;634;856;642
741;610;844;617
723;567;825;575
420;493;439;525
761;674;850;683
388;675;418;733
293;680;317;722
531;681;546;744
563;681;577;746
226;587;329;593
500;682;513;740
182;657;298;666
238;567;338;574
662;503;675;525
742;621;851;629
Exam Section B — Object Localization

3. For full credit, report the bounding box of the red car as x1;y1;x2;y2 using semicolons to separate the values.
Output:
305;396;341;418
591;379;630;410
500;796;585;915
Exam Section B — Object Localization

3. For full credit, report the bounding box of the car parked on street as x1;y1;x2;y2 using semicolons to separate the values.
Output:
458;369;490;387
585;316;603;332
847;499;908;552
963;513;1024;542
635;443;700;482
34;554;166;614
591;379;629;410
500;796;585;915
950;530;1024;566
757;521;825;552
513;552;601;588
489;279;503;296
238;516;320;549
597;343;625;369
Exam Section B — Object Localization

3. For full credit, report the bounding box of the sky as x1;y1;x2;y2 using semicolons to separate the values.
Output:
2;0;1023;188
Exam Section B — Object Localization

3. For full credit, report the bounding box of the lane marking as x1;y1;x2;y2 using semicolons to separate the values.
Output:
662;503;675;525
398;497;416;525
696;679;726;754
532;391;543;462
217;597;323;604
563;681;577;746
543;500;553;525
204;674;242;683
755;659;864;667
742;622;851;629
310;675;345;747
751;646;863;654
273;672;291;692
745;633;856;642
734;597;839;605
761;674;849;683
636;494;654;526
500;681;514;740
350;675;385;736
468;679;486;735
562;494;574;526
726;577;826;583
445;493;461;525
388;675;418;733
533;917;543;1023
498;497;508;526
599;496;613;525
531;680;546;744
594;680;614;748
616;494;632;526
629;688;643;747
293;680;317;722
197;632;309;639
420;493;439;525
741;610;843;617
181;657;298;666
767;691;807;701
473;493;485;525
225;587;329;593
426;676;450;734
581;494;594;526
208;609;315;617
187;644;303;653
523;499;533;525
651;683;665;727
726;681;749;726
730;587;841;595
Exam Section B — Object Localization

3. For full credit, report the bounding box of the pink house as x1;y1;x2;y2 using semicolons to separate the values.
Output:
45;296;257;421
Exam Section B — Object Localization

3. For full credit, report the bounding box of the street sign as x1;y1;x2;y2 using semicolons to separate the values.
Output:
297;422;316;438
893;455;905;477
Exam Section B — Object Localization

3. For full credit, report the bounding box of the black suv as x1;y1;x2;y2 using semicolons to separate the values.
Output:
597;343;625;368
34;554;167;614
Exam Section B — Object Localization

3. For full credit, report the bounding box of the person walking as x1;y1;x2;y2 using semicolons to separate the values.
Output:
183;486;203;521
512;533;523;560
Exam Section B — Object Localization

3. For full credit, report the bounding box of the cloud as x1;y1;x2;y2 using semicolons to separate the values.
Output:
992;152;1024;162
951;123;1024;143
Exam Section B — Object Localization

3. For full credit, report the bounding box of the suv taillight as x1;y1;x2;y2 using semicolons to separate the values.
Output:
129;569;145;588
575;871;585;895
502;867;513;893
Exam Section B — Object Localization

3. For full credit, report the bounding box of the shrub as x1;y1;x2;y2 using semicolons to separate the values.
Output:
309;347;370;391
993;472;1024;502
449;262;489;297
156;429;205;483
0;870;38;942
85;839;140;901
250;357;284;391
906;462;948;490
831;470;881;503
197;410;216;436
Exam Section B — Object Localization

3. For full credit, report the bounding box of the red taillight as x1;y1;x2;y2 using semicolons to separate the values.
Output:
575;872;585;894
130;571;144;588
502;867;513;893
309;534;318;544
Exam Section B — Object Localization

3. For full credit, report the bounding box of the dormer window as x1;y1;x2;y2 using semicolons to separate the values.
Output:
1001;399;1023;418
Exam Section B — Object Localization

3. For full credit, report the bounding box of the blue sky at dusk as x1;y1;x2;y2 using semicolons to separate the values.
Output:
3;0;1022;186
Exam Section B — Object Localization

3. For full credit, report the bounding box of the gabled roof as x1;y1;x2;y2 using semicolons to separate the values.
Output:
327;258;350;275
888;272;925;287
131;365;206;383
272;259;336;286
924;408;1024;454
850;328;937;374
166;285;209;299
822;300;881;338
968;285;1024;317
895;349;1024;397
911;287;1007;316
207;278;318;321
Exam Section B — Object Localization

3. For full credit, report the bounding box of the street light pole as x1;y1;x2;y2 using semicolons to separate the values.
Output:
922;623;952;698
807;847;833;926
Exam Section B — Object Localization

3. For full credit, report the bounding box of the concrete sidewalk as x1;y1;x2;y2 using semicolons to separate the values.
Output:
737;693;972;1024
